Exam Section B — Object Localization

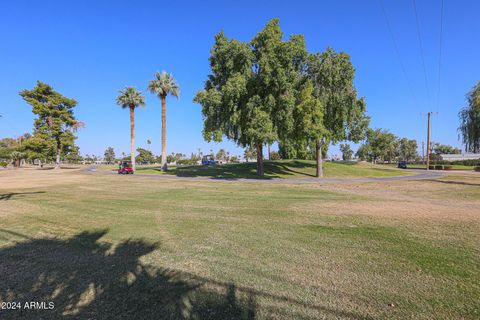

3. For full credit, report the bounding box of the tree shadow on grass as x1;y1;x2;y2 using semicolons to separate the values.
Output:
0;230;256;319
137;161;319;179
0;229;372;319
0;191;46;201
425;179;480;187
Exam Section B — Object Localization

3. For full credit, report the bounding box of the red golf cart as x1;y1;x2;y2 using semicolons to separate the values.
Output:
118;161;134;174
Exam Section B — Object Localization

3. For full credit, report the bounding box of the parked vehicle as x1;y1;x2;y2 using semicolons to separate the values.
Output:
398;161;407;169
201;155;217;165
118;161;134;174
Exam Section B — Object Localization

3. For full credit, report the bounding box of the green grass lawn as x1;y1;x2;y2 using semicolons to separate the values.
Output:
136;160;412;179
0;169;478;319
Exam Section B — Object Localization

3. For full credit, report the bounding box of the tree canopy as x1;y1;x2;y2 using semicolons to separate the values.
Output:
307;49;370;145
19;81;81;168
194;18;307;175
340;144;353;161
398;138;418;162
458;81;480;153
147;71;180;99
356;129;419;163
136;148;155;164
431;143;461;155
356;128;398;163
195;19;368;176
104;147;116;164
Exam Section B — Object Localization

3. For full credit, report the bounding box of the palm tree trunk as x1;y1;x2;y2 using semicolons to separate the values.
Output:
161;95;167;171
316;140;323;178
256;143;264;176
55;138;61;169
130;105;136;171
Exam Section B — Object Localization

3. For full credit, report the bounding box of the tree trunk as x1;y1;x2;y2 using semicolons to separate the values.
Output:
268;144;271;160
55;138;61;169
256;143;264;176
316;140;323;178
161;95;167;171
130;105;136;171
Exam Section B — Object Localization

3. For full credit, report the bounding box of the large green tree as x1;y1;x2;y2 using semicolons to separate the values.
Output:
458;81;480;153
340;143;354;161
357;128;397;163
307;48;369;176
194;19;306;176
289;81;326;176
19;81;82;169
431;143;461;155
136;148;155;164
116;87;145;171
104;147;116;164
0;137;19;160
398;138;418;162
147;71;180;171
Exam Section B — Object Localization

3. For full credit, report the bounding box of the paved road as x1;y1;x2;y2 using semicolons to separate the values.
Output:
81;166;445;184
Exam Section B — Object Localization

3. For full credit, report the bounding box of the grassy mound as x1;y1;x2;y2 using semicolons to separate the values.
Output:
136;160;411;179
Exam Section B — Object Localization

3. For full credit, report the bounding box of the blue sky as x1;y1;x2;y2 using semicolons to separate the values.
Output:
1;0;479;158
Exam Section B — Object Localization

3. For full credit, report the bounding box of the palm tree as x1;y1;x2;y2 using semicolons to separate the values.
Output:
116;87;145;171
10;151;25;167
147;71;179;171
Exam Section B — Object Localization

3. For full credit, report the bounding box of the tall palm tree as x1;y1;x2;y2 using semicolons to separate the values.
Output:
147;71;179;171
116;87;145;171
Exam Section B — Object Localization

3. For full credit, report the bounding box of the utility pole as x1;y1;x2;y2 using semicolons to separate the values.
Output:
426;112;431;170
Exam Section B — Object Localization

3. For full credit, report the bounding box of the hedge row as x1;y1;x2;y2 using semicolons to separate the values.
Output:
429;164;480;171
429;165;453;170
432;159;480;166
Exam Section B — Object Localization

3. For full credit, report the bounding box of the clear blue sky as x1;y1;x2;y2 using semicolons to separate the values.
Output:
1;0;479;158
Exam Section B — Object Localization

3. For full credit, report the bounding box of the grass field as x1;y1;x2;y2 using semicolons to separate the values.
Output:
136;160;412;179
0;168;479;319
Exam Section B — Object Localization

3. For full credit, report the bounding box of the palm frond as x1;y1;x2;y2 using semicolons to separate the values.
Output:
116;87;146;109
147;71;180;98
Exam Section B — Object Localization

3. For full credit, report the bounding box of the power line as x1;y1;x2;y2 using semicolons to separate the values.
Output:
379;0;420;108
436;0;444;113
412;0;431;107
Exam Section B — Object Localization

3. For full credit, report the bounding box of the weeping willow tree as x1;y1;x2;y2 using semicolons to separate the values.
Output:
458;81;480;153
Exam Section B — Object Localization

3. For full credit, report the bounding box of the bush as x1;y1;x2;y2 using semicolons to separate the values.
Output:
0;161;8;168
176;159;197;166
269;151;281;160
429;165;435;170
443;165;452;170
435;165;444;170
475;166;480;172
450;159;480;166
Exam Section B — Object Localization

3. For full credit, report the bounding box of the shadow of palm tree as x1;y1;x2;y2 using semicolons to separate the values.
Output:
0;230;256;319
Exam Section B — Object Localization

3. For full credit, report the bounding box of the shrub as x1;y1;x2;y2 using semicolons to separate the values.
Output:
0;161;8;168
435;165;444;170
475;166;480;172
429;165;435;170
443;165;452;170
451;159;480;166
269;151;281;160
